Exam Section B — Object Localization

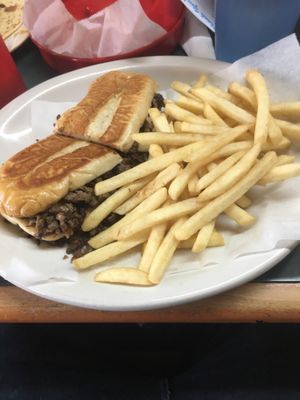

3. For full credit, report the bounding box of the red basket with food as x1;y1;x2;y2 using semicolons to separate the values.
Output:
24;0;186;72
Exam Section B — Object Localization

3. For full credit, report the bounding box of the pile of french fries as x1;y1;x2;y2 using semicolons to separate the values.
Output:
73;69;300;286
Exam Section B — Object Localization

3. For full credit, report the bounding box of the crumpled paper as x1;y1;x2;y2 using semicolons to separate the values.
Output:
23;0;166;58
180;10;215;59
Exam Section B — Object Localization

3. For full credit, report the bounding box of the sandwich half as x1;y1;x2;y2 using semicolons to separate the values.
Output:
0;134;122;241
53;71;158;152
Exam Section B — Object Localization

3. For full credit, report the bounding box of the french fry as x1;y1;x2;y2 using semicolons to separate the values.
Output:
94;141;203;196
82;176;152;232
258;163;300;185
165;103;212;125
262;136;291;151
175;151;277;240
198;144;261;201
148;143;164;158
188;174;199;195
148;108;171;132
216;141;253;158
275;155;295;166
235;195;252;209
89;187;168;249
193;74;207;89
270;102;300;119
224;203;256;226
246;69;269;144
139;222;168;273
229;82;283;146
178;230;225;249
275;119;300;140
171;80;199;100
228;81;257;110
148;217;187;284
95;268;153;286
132;132;206;146
74;234;148;270
192;220;215;253
175;95;204;114
204;84;239;104
115;163;181;215
185;124;251;163
196;150;246;193
178;121;230;135
203;102;229;127
95;126;249;197
116;198;203;240
169;126;251;200
190;87;256;125
268;115;284;146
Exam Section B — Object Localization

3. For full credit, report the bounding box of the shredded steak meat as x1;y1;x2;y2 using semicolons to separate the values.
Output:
151;93;165;111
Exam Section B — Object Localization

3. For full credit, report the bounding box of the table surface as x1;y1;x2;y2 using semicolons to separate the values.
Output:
0;39;299;323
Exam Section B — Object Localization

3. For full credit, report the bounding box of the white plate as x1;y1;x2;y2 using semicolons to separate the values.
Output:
0;56;294;311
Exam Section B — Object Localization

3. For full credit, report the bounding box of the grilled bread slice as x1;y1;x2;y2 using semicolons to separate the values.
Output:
54;71;157;152
0;135;122;240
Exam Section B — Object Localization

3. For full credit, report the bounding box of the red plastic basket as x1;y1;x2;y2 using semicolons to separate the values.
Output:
32;6;185;73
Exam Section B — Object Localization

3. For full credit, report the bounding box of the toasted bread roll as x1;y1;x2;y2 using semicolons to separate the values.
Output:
54;71;157;152
0;134;122;240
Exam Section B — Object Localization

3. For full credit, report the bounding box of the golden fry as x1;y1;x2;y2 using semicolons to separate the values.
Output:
148;218;187;284
175;152;277;240
198;144;261;201
258;163;300;185
192;220;215;253
171;80;199;100
178;230;225;249
246;69;269;144
82;177;151;232
115;163;181;215
165;103;212;125
270;101;300;119
203;102;229;127
196;150;245;193
74;234;148;270
235;195;252;209
95;268;153;286
190;87;255;125
224;203;256;226
89;187;168;249
116;198;203;240
275;119;300;140
178;121;230;135
175;95;204;114
132;132;206;146
139;222;168;273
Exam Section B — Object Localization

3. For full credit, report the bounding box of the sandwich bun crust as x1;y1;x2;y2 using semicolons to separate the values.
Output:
54;71;157;152
0;134;122;218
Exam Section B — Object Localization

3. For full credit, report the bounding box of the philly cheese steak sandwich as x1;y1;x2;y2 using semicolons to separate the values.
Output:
0;71;164;256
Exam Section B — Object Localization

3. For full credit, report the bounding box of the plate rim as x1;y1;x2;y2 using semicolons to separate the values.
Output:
0;55;297;311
